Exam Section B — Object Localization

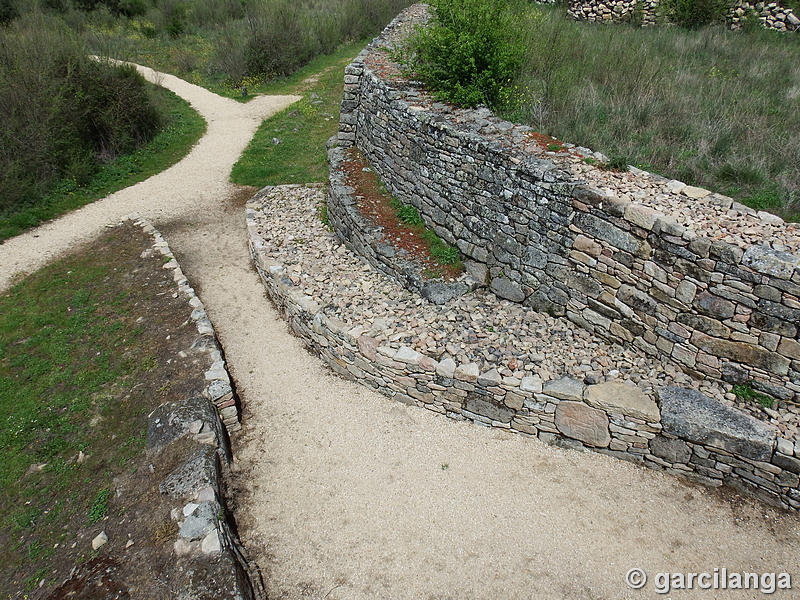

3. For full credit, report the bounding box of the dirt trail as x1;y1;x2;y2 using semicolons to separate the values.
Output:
3;68;800;600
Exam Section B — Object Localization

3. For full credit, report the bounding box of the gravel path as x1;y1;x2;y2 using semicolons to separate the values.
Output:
2;67;800;600
0;62;300;292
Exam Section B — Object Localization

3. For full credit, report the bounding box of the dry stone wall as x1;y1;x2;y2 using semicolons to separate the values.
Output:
337;5;800;409
566;0;800;30
322;5;800;509
248;190;800;510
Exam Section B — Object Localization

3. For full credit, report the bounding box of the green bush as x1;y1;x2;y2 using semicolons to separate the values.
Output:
660;0;733;27
0;0;17;25
405;0;527;108
0;12;162;216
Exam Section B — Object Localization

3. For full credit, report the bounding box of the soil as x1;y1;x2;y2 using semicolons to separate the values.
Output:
341;147;463;279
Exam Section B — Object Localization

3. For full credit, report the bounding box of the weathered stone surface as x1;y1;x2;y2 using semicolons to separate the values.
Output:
695;291;735;319
159;447;220;498
464;395;513;423
618;284;657;315
454;362;479;382
554;401;610;447
742;245;800;280
179;503;217;541
772;452;800;474
543;376;585;401
690;331;790;376
574;212;640;254
147;397;225;453
778;338;800;361
658;387;777;461
584;382;660;422
650;436;691;464
490;277;526;302
676;313;730;337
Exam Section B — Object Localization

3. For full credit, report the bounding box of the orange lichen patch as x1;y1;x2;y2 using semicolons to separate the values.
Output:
341;148;463;279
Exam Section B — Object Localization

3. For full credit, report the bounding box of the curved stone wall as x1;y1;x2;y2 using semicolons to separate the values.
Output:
336;4;800;409
317;5;800;508
248;187;800;510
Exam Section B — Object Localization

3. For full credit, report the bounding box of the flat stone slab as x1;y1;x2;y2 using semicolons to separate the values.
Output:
658;386;777;461
554;401;610;448
543;376;585;401
584;382;660;422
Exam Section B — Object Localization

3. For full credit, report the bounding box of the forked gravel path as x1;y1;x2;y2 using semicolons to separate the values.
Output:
3;68;800;600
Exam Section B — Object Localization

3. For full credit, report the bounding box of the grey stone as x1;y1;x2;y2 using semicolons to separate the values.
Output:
772;453;800;474
554;401;610;447
690;331;790;376
676;313;730;337
421;280;468;304
649;436;691;464
584;381;660;422
543;376;585;401
464;395;513;423
658;387;777;461
741;245;800;280
159;447;220;499
436;358;456;378
147;396;226;454
695;291;735;319
179;502;217;541
490;277;525;302
618;284;657;315
574;212;640;254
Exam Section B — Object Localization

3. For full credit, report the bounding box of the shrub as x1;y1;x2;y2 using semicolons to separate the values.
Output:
0;0;17;25
659;0;733;28
0;12;161;215
404;0;527;108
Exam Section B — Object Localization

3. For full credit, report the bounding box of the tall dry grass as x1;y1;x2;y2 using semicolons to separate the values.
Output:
504;6;800;217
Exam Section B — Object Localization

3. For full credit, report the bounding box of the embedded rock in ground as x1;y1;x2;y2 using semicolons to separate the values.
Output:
554;401;610;447
658;387;777;461
583;381;660;422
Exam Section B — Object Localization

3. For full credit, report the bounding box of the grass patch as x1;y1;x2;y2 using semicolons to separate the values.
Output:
87;488;112;524
503;6;800;219
732;382;775;409
0;85;205;241
0;223;202;593
405;3;800;219
230;41;365;186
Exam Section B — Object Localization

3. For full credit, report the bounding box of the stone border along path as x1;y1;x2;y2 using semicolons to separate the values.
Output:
2;58;800;600
133;214;261;598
